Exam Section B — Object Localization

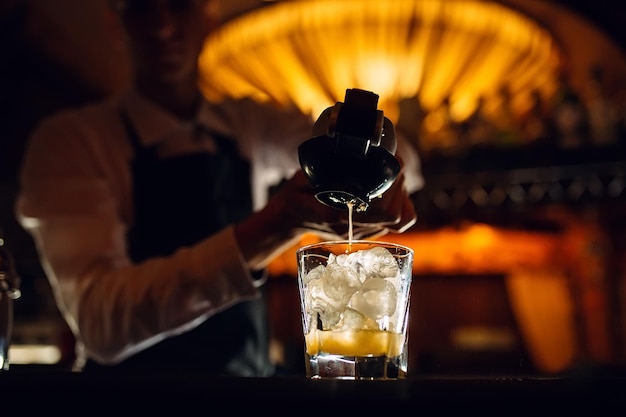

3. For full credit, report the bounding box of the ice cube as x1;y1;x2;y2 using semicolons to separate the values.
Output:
305;280;342;330
354;246;399;280
336;248;395;282
305;268;349;330
338;307;366;330
302;264;326;285
323;262;361;300
338;307;380;331
307;276;344;312
317;310;341;330
350;277;397;320
334;253;349;266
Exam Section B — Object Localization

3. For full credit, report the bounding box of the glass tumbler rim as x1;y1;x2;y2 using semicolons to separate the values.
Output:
296;239;414;255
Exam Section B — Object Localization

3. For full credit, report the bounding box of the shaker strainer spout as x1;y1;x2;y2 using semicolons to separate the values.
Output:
298;88;400;212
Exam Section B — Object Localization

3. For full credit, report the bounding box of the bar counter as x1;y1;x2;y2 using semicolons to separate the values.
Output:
2;366;626;415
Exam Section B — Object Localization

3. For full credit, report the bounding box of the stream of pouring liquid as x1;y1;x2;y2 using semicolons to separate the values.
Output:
347;201;354;251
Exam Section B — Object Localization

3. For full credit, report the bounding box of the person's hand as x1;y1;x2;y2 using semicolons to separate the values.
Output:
233;170;338;270
234;166;417;270
268;167;416;239
259;170;347;240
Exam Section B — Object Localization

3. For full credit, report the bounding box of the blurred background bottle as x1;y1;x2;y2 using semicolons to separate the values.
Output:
0;227;21;371
584;65;621;146
492;84;521;147
549;71;590;149
519;89;550;146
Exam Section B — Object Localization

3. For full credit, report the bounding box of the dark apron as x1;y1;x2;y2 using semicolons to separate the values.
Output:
83;111;272;376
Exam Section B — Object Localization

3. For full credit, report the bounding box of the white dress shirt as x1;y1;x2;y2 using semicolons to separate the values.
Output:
15;89;314;367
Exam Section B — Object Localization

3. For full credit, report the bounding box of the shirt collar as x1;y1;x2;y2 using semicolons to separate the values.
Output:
120;88;232;147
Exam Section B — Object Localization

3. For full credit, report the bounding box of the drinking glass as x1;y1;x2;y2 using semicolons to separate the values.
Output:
0;245;20;371
297;240;413;379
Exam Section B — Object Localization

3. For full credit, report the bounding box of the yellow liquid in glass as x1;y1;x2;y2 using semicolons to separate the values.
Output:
305;329;404;357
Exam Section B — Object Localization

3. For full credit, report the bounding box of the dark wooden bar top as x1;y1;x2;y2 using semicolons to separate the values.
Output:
2;366;626;415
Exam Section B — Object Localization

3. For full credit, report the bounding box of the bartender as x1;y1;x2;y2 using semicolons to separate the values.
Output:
15;0;423;375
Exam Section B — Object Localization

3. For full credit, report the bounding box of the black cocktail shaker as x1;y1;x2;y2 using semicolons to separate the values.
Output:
298;88;400;212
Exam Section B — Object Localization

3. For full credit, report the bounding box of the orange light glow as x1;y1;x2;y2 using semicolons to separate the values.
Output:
199;0;562;122
463;223;497;253
267;225;563;277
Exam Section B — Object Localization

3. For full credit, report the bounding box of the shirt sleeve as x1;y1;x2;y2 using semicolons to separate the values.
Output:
222;98;315;210
15;111;260;365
